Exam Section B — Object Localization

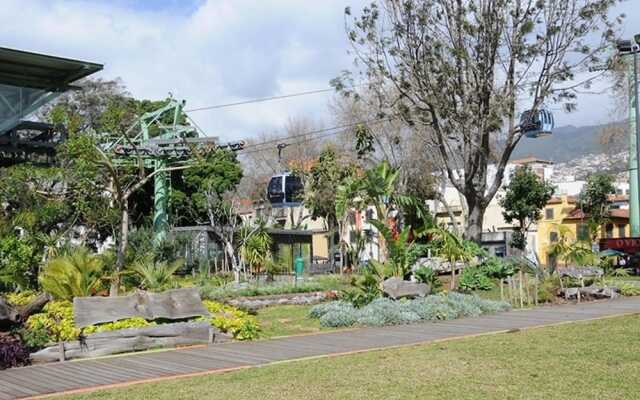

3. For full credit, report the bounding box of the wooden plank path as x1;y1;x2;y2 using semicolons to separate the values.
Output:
1;297;640;400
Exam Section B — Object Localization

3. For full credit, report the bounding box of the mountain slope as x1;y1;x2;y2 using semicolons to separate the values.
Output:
510;122;624;163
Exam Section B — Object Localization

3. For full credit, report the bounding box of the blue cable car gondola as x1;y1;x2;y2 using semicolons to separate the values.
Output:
520;109;554;138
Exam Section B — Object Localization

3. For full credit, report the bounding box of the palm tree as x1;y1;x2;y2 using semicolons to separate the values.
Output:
428;226;472;290
130;257;182;292
39;247;105;300
240;221;273;279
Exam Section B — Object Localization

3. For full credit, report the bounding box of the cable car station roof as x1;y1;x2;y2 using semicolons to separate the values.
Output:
0;47;102;165
0;47;103;91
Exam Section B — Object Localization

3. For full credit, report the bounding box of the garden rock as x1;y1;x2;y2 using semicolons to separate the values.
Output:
382;277;430;299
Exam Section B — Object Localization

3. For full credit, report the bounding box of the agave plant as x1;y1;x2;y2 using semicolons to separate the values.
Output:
130;257;183;292
39;247;105;300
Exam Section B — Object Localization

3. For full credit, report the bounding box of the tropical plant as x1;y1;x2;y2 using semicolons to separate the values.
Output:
547;224;575;269
412;266;443;292
428;226;473;289
240;221;273;277
341;269;383;308
369;221;415;279
39;247;105;300
480;257;516;301
129;257;182;292
458;267;493;292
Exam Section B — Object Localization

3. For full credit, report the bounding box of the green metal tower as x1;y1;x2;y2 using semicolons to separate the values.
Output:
111;98;244;244
629;62;640;236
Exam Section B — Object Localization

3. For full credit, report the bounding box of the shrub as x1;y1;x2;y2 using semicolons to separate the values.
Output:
311;293;510;328
619;283;640;297
537;276;561;303
459;267;493;291
309;301;354;319
413;266;443;292
200;278;344;301
319;309;358;327
480;257;516;280
0;235;39;291
4;291;38;306
39;247;105;300
202;300;260;340
129;257;183;292
356;298;415;326
0;335;30;370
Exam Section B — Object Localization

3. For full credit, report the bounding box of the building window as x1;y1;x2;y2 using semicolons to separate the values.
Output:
577;224;590;242
606;224;614;239
616;188;623;195
549;231;558;243
545;208;554;220
618;224;626;238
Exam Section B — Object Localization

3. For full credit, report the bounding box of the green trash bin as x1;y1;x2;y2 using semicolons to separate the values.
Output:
294;256;305;280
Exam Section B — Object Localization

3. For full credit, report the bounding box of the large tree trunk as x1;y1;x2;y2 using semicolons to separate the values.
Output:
1;293;51;330
464;201;485;243
111;202;130;297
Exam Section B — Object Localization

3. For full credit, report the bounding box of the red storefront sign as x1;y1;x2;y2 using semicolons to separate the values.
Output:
600;238;640;254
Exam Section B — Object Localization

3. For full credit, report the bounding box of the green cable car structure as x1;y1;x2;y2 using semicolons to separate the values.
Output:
105;97;245;243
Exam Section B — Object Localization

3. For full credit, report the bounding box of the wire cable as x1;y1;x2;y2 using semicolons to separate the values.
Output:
184;83;364;113
186;88;338;112
237;118;392;154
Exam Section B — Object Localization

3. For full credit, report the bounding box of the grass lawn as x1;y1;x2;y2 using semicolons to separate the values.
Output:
62;314;640;400
256;304;329;338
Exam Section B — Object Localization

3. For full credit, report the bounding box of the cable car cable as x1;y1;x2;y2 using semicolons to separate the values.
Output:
184;84;364;113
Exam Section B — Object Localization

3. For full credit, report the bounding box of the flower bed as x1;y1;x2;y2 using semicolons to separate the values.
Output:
309;292;511;328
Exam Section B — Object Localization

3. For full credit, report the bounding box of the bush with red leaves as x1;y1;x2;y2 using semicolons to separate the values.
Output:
0;334;30;370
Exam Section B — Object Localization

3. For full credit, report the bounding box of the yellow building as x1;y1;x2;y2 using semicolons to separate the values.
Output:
536;196;630;267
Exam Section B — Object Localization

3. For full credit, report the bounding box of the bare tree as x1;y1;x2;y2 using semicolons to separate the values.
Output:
335;0;622;241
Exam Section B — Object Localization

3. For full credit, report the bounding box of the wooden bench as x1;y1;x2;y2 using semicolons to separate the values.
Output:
32;288;215;363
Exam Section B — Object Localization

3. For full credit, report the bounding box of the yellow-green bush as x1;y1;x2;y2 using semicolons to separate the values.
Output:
4;291;37;306
201;300;260;340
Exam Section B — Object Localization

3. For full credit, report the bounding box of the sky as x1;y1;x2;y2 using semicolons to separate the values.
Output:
2;0;640;143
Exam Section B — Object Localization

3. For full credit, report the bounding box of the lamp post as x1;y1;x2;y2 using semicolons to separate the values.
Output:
616;37;640;237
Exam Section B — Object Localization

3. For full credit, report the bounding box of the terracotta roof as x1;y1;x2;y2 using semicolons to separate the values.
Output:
563;207;629;221
511;157;554;165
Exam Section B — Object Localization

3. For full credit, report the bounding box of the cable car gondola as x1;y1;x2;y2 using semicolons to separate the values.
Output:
519;109;554;138
266;143;304;207
267;172;303;207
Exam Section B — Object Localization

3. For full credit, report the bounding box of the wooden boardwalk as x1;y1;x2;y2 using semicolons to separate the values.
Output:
2;297;640;400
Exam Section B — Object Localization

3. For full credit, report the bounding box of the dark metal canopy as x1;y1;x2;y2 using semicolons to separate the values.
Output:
0;47;103;91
